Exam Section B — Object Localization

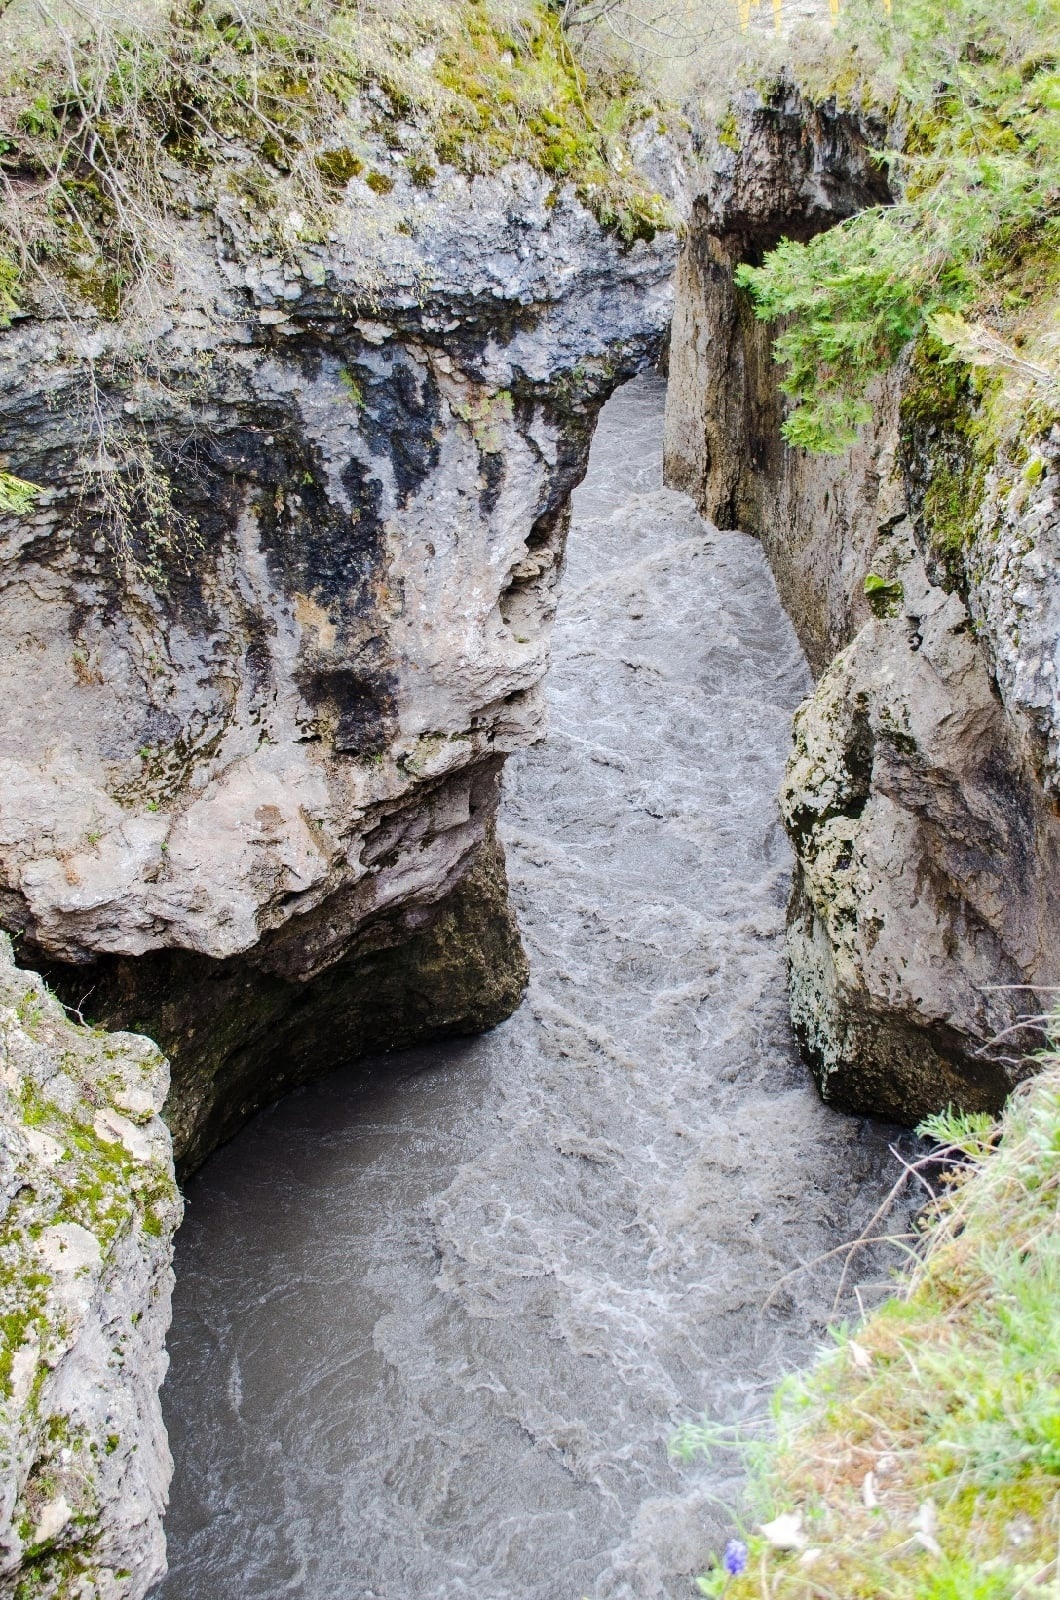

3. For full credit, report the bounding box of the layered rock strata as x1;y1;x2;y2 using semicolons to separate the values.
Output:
0;164;675;1168
665;82;1060;1121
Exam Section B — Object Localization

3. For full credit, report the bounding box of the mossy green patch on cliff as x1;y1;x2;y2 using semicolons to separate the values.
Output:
897;334;989;592
430;5;673;242
454;387;515;454
863;571;904;616
675;1055;1060;1599
734;0;1060;455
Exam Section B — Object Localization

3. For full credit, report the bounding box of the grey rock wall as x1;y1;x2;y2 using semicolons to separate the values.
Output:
0;936;180;1600
665;82;1060;1120
0;162;676;1166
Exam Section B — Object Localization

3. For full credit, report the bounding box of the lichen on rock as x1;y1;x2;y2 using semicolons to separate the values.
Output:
0;935;180;1600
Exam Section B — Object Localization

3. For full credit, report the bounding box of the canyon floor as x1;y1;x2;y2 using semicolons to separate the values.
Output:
152;377;914;1600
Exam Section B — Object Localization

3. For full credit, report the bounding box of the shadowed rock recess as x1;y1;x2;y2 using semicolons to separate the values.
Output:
0;160;675;1595
665;79;1060;1123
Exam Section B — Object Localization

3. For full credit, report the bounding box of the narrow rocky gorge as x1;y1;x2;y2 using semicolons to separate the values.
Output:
151;378;912;1600
3;33;1058;1598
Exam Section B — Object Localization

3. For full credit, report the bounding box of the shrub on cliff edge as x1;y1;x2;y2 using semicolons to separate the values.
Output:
734;0;1060;453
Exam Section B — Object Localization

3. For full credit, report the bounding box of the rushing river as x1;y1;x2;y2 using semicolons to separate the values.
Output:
154;377;910;1600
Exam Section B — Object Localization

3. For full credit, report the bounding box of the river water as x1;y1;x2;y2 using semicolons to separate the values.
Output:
154;377;910;1600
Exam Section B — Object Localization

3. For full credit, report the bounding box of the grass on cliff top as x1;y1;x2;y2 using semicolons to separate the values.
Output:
0;0;674;328
735;0;1060;454
674;1050;1060;1599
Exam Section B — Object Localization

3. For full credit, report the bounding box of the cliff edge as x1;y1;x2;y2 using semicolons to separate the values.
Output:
665;75;1060;1122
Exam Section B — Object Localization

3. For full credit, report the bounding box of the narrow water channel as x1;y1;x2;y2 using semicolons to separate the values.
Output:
154;377;909;1600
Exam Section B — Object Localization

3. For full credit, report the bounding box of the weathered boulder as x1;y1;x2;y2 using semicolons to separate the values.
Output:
665;82;1060;1119
0;935;180;1600
0;162;676;1166
782;529;1060;1123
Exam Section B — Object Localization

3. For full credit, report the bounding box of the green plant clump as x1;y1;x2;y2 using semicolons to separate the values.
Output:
0;472;42;514
675;1041;1060;1598
863;570;904;616
734;0;1060;453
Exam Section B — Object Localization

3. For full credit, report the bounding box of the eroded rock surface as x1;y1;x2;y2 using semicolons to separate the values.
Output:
0;153;675;1597
665;84;1060;1118
0;164;675;1164
0;936;180;1599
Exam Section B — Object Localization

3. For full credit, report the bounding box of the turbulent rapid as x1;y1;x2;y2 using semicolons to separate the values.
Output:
153;378;909;1600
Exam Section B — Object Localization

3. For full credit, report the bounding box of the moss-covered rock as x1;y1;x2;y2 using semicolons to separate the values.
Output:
0;936;180;1599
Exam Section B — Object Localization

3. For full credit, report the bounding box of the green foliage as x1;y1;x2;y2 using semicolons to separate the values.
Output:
339;367;364;407
0;473;42;515
0;255;19;324
863;570;903;616
917;1104;996;1157
717;108;740;151
735;0;1060;453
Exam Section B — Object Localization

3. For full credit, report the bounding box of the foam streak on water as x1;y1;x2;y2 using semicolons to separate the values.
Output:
154;378;907;1600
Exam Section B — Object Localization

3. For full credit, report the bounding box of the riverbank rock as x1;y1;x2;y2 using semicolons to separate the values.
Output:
0;161;676;1168
0;935;180;1600
665;79;1060;1119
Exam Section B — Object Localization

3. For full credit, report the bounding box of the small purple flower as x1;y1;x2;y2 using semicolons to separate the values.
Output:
723;1539;748;1577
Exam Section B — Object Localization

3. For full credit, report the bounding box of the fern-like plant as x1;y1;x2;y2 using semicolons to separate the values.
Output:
0;472;41;514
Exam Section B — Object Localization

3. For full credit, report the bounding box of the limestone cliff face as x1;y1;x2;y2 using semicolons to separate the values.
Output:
665;82;1060;1121
0;163;675;1169
0;935;180;1600
0;157;674;1597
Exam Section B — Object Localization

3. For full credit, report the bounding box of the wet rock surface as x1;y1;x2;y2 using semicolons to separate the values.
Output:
152;379;911;1600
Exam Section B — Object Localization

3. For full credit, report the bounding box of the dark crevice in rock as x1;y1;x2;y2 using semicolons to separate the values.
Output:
40;819;527;1177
